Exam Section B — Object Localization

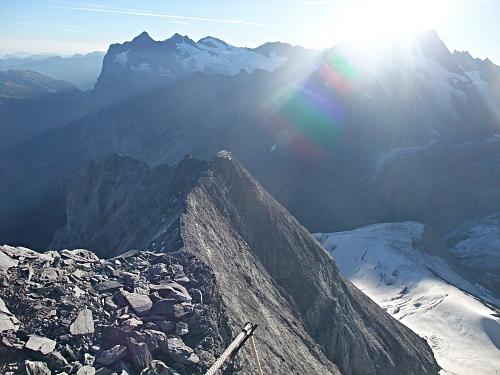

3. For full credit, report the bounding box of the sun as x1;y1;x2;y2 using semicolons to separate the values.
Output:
321;0;450;49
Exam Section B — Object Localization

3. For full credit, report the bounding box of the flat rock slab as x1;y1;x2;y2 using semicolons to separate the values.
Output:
25;335;57;355
140;360;171;375
61;249;99;263
70;309;95;335
93;280;123;292
149;282;192;302
125;293;152;314
0;296;20;332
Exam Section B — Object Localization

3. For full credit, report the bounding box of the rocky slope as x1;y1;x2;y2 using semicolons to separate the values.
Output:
0;245;228;375
50;153;440;374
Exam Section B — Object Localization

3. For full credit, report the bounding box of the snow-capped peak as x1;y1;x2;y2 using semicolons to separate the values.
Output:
96;32;295;95
197;36;229;49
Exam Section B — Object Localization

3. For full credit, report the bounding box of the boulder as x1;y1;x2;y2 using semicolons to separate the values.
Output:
166;337;199;365
25;360;51;375
76;365;96;375
121;317;142;331
124;293;152;315
149;283;191;302
70;309;95;335
25;335;57;355
140;360;172;375
95;345;127;366
126;337;152;372
175;322;188;336
150;299;176;316
0;297;20;332
93;280;123;293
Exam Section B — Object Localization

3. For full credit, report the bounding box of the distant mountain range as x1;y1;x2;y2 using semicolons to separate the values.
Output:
0;51;104;90
95;32;316;98
0;69;77;99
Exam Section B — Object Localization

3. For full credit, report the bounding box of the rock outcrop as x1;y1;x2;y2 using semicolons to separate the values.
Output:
49;153;440;374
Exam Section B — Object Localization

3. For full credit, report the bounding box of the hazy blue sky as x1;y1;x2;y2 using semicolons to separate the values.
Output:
1;0;498;63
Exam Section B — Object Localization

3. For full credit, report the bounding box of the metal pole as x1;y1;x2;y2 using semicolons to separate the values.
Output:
204;322;258;375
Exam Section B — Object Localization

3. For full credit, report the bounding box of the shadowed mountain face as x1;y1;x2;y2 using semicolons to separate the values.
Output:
51;153;440;375
0;69;77;99
1;31;500;251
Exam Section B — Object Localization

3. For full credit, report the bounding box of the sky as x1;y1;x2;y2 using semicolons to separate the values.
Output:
0;0;499;63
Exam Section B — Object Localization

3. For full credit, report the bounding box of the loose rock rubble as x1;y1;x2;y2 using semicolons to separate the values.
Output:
0;245;223;375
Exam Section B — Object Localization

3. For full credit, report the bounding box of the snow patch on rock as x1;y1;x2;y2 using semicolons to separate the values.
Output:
114;49;130;66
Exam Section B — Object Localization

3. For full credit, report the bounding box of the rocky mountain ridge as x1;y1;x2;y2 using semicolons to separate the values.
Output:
46;153;440;374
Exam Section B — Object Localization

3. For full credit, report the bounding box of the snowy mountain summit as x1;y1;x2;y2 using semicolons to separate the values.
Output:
95;32;297;97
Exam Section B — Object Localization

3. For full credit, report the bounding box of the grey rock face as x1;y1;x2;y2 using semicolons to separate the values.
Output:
51;154;441;374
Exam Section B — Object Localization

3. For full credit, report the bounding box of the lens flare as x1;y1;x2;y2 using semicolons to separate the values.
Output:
262;50;361;159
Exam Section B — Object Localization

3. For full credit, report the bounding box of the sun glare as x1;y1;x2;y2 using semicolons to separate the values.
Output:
325;0;450;49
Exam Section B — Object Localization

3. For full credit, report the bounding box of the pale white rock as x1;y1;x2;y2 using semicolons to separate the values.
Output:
25;335;57;355
76;365;96;375
70;308;95;335
25;360;51;375
0;249;18;273
0;296;20;332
